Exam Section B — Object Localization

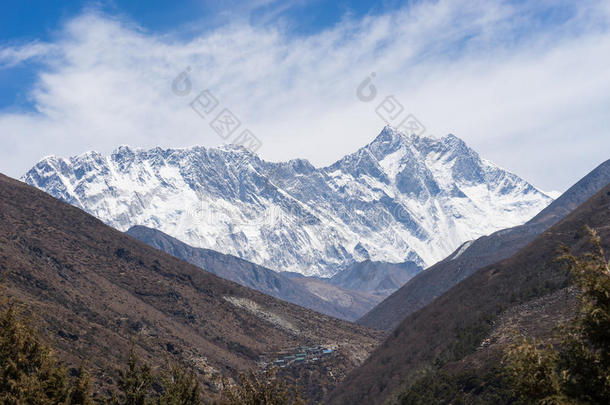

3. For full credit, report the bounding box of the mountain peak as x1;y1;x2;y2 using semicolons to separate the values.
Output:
22;127;552;276
111;145;137;160
368;127;469;158
216;143;252;154
371;125;415;146
440;133;468;149
114;144;133;152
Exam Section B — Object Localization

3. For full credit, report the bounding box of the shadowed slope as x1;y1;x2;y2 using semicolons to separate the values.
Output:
126;225;379;321
328;260;421;298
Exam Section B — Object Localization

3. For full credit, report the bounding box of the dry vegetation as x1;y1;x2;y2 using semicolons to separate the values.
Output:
0;173;383;402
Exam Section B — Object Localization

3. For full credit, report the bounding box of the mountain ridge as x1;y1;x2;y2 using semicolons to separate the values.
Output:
22;126;552;277
126;225;382;321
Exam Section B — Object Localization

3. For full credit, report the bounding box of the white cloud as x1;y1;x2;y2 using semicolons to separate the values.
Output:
0;42;58;68
1;0;609;191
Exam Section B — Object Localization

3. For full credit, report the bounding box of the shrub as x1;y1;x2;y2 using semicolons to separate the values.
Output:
221;367;305;405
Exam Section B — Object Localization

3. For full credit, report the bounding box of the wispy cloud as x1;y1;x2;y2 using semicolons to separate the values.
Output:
1;0;609;191
0;42;59;68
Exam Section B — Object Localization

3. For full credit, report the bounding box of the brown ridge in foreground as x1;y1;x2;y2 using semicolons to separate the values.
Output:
0;174;383;402
327;183;610;404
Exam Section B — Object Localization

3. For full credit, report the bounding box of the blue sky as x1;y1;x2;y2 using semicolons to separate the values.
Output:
0;0;396;40
0;0;609;192
0;0;403;109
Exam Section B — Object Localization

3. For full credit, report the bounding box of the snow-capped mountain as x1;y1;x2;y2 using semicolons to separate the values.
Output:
22;126;552;277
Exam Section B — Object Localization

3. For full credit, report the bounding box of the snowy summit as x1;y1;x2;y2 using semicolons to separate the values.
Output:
22;127;552;277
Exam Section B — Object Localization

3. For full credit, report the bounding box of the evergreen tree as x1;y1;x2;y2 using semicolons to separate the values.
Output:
221;367;305;405
157;363;202;405
505;227;610;404
69;366;93;405
0;302;71;404
114;348;154;405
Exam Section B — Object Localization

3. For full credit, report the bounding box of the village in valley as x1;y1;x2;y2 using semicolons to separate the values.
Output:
258;345;335;369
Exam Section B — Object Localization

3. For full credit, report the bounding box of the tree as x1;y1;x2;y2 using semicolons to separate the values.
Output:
0;302;71;404
221;367;305;405
114;348;154;405
70;366;93;405
157;363;202;405
504;338;561;403
504;227;610;404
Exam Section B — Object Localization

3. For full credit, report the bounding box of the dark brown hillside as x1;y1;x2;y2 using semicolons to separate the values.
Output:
327;184;610;405
0;174;383;401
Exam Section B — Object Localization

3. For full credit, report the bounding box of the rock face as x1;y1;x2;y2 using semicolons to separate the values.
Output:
327;260;421;298
22;126;551;277
358;159;610;331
